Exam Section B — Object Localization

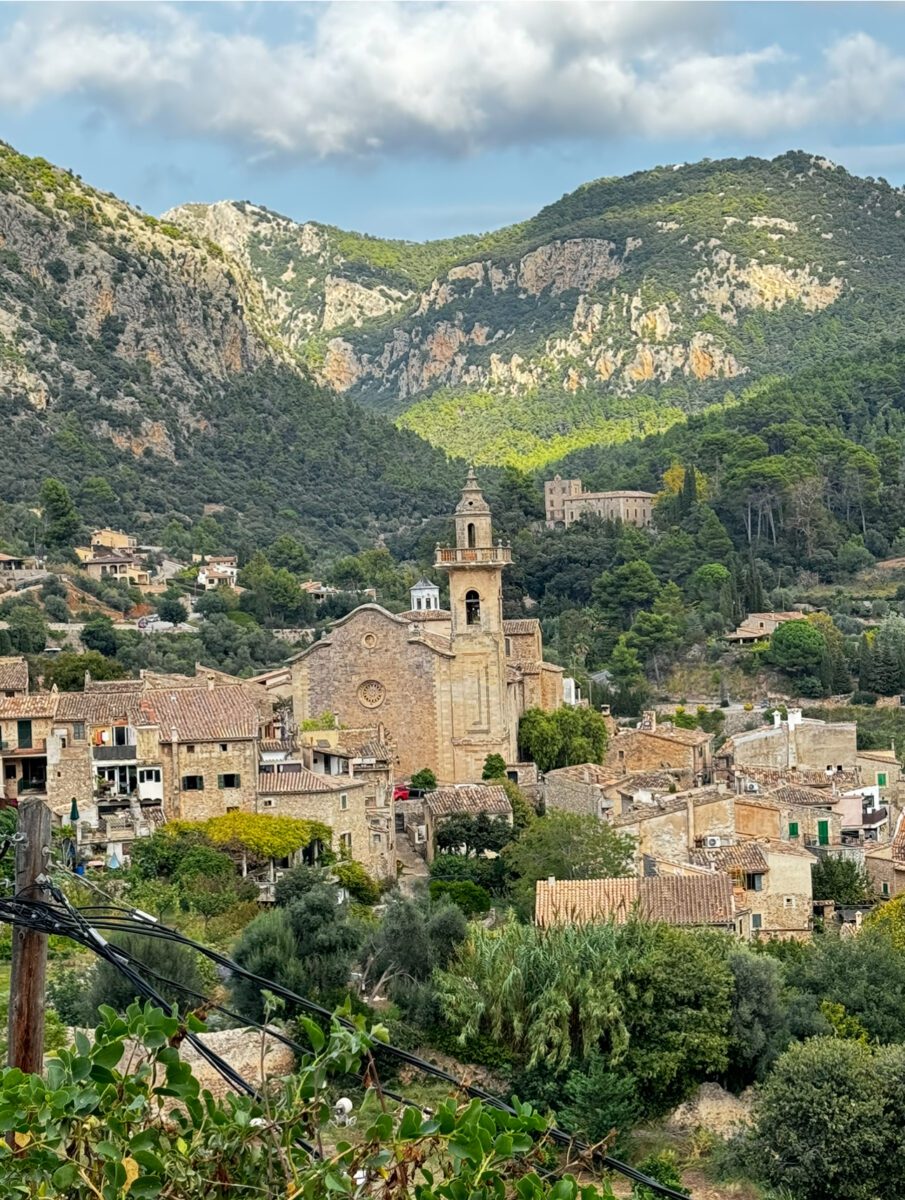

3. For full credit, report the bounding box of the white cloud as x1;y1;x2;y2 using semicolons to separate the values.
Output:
0;2;903;162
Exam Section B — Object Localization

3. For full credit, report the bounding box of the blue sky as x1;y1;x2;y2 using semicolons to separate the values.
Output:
1;2;904;240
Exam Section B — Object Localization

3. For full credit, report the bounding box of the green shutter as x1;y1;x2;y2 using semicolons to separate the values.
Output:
878;772;888;787
789;821;799;838
217;774;224;789
818;819;829;846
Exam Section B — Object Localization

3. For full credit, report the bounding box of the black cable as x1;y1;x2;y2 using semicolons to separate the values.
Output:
0;892;690;1199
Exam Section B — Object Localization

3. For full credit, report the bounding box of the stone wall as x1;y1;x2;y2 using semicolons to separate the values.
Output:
732;722;857;772
754;848;814;938
260;781;380;874
618;794;735;863
607;729;705;775
544;773;612;818
164;738;258;821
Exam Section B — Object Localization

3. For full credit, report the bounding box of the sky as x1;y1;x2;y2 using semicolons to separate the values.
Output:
0;1;904;240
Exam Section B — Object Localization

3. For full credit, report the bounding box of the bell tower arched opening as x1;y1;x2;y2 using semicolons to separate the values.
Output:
465;590;481;626
467;522;476;549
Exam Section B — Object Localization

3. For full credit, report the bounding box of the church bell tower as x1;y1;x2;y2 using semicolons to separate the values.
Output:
436;467;511;636
435;469;514;779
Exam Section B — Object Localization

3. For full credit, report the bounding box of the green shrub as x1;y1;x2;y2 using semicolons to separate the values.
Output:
428;879;491;915
334;860;380;905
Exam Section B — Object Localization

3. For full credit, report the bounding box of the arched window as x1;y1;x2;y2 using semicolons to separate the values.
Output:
467;522;476;548
465;589;481;626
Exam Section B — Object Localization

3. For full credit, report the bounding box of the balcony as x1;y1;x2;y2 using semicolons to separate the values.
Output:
435;543;512;567
93;744;138;762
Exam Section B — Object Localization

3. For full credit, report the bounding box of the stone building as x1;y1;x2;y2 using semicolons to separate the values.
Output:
865;823;905;900
0;693;59;804
724;611;807;644
605;713;713;782
719;709;858;775
423;783;513;863
289;471;563;783
256;768;375;873
688;841;814;939
138;684;262;822
543;476;655;529
0;657;28;698
543;763;616;819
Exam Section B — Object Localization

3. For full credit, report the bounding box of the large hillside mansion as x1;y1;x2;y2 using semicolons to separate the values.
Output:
544;475;655;529
290;470;563;782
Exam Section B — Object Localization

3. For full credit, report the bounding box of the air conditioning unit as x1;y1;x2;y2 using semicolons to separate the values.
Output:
704;836;722;848
746;782;759;793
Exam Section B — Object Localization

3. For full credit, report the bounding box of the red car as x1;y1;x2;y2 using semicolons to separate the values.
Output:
393;784;410;802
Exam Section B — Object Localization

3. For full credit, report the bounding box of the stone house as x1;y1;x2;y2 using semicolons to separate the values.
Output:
612;787;736;862
0;656;28;698
0;552;24;572
543;763;616;819
138;685;262;822
724;611;806;644
604;713;713;783
534;874;741;932
865;823;905;900
719;709;858;775
689;840;814;939
739;788;843;849
256;767;377;874
0;693;59;803
423;783;513;863
82;550;151;588
856;749;904;805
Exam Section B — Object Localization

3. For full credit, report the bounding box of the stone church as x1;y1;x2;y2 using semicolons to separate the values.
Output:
289;470;563;783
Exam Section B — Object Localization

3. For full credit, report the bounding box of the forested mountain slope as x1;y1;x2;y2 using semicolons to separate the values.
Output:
171;152;905;468
0;143;462;553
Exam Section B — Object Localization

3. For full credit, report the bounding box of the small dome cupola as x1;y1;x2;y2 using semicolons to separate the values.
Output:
409;578;440;612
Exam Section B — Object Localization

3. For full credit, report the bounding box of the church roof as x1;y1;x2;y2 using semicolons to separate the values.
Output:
398;609;451;622
411;578;437;590
503;619;540;636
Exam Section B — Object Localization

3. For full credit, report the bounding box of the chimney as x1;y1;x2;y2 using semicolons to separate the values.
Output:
686;793;695;851
642;710;657;732
788;708;802;731
547;876;556;886
773;711;781;728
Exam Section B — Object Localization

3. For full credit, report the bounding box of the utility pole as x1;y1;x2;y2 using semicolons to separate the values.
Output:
6;798;51;1074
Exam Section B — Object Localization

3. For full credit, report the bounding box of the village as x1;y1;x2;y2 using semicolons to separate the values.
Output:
0;470;900;942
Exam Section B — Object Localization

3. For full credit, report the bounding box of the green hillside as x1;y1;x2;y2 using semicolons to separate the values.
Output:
0;143;464;556
238;151;905;468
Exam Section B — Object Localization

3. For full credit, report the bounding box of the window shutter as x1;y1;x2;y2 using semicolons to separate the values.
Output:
789;821;799;837
218;774;224;789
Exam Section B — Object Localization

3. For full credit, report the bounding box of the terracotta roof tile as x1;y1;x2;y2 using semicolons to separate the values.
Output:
688;843;770;872
140;687;260;742
535;875;736;928
56;687;144;724
398;609;451;622
770;785;837;808
503;619;541;636
544;763;615;786
425;785;512;819
0;657;28;693
0;693;58;719
258;769;358;794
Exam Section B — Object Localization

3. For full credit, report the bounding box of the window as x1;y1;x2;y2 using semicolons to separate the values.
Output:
72;722;86;742
218;774;241;789
466;522;476;548
752;913;763;931
340;792;348;810
789;821;799;838
878;772;888;787
220;743;228;753
339;832;352;852
883;881;890;896
262;798;275;809
113;725;129;746
186;745;195;754
465;589;481;625
784;896;795;908
4;765;15;780
226;805;239;814
745;872;764;892
139;768;161;783
181;775;204;791
16;720;32;750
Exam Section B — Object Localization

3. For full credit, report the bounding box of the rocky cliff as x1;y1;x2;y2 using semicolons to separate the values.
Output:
168;152;905;468
0;143;461;552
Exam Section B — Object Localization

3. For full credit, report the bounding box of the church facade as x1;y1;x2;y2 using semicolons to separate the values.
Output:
289;471;563;783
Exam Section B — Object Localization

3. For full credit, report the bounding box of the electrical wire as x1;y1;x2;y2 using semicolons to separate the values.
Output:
1;885;691;1199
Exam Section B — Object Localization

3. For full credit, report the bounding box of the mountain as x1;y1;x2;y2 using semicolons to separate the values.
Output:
0;143;462;555
169;152;905;469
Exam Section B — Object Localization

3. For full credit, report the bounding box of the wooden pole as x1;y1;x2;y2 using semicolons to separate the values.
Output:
6;798;51;1074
